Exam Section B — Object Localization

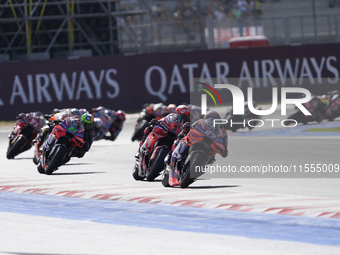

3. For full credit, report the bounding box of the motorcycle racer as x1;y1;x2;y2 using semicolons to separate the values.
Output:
131;103;171;142
137;103;168;123
34;108;82;154
92;107;114;140
166;104;177;114
73;113;95;158
135;105;190;179
103;110;126;141
139;104;190;147
49;108;82;123
15;112;46;131
166;111;228;187
8;112;46;157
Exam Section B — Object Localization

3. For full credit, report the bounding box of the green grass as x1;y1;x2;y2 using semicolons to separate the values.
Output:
305;127;340;132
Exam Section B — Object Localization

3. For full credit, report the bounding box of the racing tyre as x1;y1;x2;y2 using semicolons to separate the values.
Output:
132;160;145;180
131;120;149;142
283;112;304;126
33;153;39;165
6;137;26;159
161;169;171;187
179;152;206;188
45;145;66;175
146;148;168;181
37;163;45;174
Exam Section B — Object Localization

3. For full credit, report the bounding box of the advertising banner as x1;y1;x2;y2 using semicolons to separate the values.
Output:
0;43;339;120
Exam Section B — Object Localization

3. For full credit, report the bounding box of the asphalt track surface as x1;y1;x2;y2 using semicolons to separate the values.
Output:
0;114;340;254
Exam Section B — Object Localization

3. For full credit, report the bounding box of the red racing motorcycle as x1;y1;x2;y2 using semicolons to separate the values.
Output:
162;119;226;188
7;113;45;159
37;117;85;175
132;114;186;181
323;92;340;121
283;96;323;125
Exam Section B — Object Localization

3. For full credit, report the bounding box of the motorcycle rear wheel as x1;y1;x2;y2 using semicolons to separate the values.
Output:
6;137;26;159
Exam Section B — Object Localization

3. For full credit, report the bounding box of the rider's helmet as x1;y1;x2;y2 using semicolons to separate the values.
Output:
94;117;103;129
320;95;329;106
176;105;190;116
175;105;190;123
81;113;94;130
53;108;60;114
34;111;44;119
79;108;88;115
115;110;126;124
153;103;167;117
204;111;221;129
104;109;114;117
204;111;221;120
167;104;177;113
104;109;115;123
70;108;81;119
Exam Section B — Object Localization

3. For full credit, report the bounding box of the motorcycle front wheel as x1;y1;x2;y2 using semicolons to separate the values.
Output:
132;159;145;181
283;111;304;125
37;162;45;174
6;137;26;159
161;169;171;187
179;151;206;188
45;145;67;175
146;147;168;181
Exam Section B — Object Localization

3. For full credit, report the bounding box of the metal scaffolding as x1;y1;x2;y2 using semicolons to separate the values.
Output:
0;0;149;61
1;0;339;62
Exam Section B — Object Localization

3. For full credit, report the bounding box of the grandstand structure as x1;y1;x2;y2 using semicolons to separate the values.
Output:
0;0;150;61
0;0;339;62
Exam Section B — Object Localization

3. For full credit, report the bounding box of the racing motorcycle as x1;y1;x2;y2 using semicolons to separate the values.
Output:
223;104;262;132
131;103;167;142
37;117;84;175
32;115;54;165
92;112;112;141
162;119;226;188
132;119;179;181
7;114;45;159
323;91;340;121
283;96;323;126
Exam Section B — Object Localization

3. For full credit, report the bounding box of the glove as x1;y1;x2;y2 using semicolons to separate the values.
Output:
150;118;159;126
182;122;190;133
16;113;25;119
